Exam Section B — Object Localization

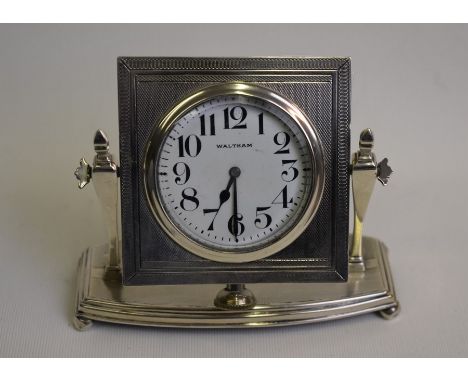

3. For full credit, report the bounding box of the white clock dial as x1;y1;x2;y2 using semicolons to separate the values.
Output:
145;84;324;263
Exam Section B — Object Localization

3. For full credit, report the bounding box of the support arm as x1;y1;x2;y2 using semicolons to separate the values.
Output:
74;130;120;276
349;129;392;270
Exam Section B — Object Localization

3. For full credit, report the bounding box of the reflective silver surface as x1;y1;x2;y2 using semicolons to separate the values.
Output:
377;158;393;186
73;127;399;330
74;158;91;189
74;130;121;274
350;129;392;268
214;284;257;310
73;236;399;330
118;57;351;285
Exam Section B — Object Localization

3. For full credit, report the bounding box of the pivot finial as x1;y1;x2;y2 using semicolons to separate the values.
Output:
377;158;393;186
74;158;92;189
359;128;374;153
94;130;109;154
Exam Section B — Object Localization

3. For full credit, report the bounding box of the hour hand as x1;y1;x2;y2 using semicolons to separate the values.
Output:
203;177;234;230
203;167;240;231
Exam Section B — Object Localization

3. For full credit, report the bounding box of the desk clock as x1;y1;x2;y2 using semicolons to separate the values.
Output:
73;57;399;329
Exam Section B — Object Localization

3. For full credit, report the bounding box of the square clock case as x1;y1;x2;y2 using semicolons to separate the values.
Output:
73;57;399;330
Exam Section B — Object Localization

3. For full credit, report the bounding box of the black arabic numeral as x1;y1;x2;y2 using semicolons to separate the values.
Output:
258;112;264;135
178;135;202;157
273;131;290;154
272;185;293;208
203;208;218;231
228;213;245;237
173;162;191;185
224;106;247;129
180;187;199;211
281;159;299;182
254;207;272;229
200;113;216;136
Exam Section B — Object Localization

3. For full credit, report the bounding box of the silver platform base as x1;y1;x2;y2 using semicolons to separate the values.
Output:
73;236;399;330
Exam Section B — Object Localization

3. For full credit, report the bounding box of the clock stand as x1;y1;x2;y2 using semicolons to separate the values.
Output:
73;129;399;330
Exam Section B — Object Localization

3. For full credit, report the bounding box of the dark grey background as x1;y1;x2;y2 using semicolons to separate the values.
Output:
0;24;467;357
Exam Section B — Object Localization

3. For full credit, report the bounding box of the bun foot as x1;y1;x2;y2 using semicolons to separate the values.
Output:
379;302;400;320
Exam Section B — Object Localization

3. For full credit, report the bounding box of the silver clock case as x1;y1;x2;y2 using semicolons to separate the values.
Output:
118;57;350;285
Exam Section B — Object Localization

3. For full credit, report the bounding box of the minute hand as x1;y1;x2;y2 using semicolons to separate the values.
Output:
231;176;239;240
